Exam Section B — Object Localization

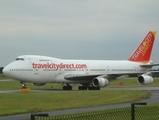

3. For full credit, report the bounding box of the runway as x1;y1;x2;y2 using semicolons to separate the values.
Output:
103;87;159;91
0;87;159;120
0;87;159;93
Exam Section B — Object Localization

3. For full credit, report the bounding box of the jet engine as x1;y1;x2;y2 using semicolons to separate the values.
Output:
138;75;154;85
32;83;46;86
92;77;109;87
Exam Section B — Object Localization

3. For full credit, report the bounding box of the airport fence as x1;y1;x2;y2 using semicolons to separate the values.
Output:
25;102;159;120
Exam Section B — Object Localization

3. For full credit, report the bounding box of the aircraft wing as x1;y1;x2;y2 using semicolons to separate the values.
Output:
64;64;159;80
64;74;104;80
146;71;159;77
64;73;136;81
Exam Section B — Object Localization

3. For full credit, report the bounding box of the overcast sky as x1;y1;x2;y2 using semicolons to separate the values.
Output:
0;0;159;66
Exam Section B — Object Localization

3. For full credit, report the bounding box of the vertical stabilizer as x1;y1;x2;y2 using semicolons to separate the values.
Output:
128;31;156;62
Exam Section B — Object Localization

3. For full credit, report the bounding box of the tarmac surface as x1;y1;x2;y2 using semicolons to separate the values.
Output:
0;87;159;120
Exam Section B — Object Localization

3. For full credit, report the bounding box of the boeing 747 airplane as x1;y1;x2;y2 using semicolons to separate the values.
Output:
3;31;158;90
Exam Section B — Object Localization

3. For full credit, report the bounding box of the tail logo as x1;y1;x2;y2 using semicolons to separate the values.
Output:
129;31;156;62
141;33;152;56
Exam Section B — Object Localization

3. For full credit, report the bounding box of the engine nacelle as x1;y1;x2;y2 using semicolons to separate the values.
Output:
32;83;46;86
92;77;109;87
138;75;154;85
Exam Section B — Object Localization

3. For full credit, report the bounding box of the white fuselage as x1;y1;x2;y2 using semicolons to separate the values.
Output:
3;55;149;84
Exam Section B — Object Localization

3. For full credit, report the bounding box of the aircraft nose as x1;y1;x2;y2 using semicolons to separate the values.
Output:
3;67;10;77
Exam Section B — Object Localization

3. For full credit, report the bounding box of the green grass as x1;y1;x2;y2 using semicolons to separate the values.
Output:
0;74;62;90
0;74;158;117
44;105;159;120
0;81;63;90
1;73;159;90
108;78;159;87
1;74;159;89
0;74;8;79
0;90;150;116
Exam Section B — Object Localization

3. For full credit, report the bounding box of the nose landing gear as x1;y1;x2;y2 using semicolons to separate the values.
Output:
20;82;30;93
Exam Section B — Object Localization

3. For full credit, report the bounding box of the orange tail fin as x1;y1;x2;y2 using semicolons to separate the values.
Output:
128;31;156;62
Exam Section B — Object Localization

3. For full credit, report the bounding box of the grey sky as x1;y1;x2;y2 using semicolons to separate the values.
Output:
0;0;159;66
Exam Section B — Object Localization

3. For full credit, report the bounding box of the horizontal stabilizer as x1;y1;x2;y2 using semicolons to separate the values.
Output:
140;64;159;67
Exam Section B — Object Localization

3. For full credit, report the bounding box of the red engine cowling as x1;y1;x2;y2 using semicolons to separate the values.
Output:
138;75;154;85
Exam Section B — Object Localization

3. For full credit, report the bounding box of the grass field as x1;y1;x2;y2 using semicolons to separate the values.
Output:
0;74;8;79
0;74;158;116
1;74;159;90
44;105;159;120
0;90;150;116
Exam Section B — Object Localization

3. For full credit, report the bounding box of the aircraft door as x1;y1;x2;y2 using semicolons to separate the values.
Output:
58;68;64;74
27;58;38;75
85;69;89;74
107;66;110;73
34;69;38;74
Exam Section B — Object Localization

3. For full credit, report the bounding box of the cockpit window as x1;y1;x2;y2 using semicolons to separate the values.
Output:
15;58;24;61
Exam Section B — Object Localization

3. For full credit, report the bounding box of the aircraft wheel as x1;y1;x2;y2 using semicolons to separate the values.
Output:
88;86;100;90
97;87;100;90
78;86;87;90
88;87;92;90
63;86;66;90
83;86;87;90
68;86;72;90
63;85;72;90
94;87;100;90
78;86;82;90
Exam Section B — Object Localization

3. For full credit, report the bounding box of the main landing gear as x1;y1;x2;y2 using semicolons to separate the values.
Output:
62;84;100;90
78;84;100;90
63;84;72;90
